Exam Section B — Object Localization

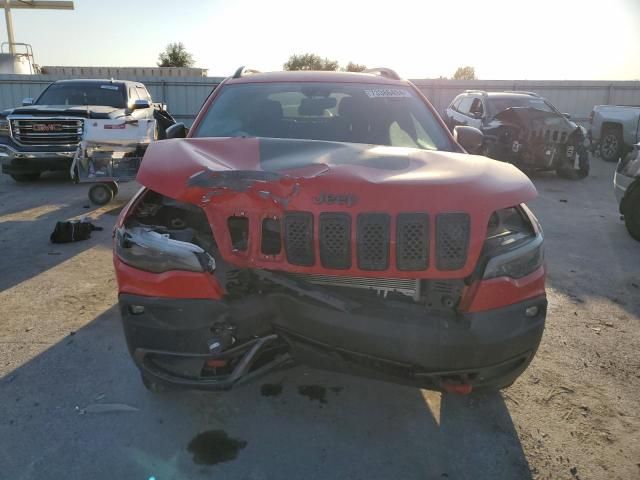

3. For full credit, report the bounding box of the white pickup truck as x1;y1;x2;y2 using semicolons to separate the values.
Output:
0;79;174;182
590;105;640;162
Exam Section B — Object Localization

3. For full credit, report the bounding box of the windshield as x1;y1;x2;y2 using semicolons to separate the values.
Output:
193;82;454;151
487;96;556;118
36;83;126;108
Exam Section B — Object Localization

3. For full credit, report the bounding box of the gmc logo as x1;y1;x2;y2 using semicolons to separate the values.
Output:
313;192;357;207
32;123;63;132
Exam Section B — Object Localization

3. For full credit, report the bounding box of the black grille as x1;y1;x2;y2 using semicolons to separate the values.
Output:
396;213;429;270
319;213;351;269
357;213;390;270
284;212;314;266
436;213;470;270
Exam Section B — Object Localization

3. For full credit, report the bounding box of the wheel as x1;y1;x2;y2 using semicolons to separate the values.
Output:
599;129;623;162
141;372;170;393
622;187;640;241
10;173;40;182
88;183;114;205
557;148;590;180
108;181;119;197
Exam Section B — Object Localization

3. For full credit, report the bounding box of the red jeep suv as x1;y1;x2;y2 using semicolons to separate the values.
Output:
113;68;546;394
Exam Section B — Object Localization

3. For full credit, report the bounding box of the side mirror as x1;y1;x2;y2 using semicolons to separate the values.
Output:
454;125;484;153
562;113;571;119
131;99;151;110
165;122;188;139
22;97;34;106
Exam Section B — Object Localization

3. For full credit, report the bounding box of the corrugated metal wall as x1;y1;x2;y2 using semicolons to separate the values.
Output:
1;74;639;126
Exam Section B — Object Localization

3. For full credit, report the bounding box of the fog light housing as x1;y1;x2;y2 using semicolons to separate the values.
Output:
129;305;145;315
525;305;539;318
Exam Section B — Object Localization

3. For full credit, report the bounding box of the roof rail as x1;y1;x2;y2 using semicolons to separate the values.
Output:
464;89;487;96
503;90;540;97
232;66;261;79
363;67;401;80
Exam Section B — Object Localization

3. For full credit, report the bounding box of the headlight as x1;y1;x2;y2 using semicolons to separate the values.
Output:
0;119;9;136
115;226;215;273
482;206;544;280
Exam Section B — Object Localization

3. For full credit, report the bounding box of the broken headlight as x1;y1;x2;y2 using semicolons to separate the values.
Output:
482;206;544;280
115;226;215;273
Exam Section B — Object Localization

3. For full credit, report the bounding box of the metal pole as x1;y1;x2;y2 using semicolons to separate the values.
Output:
4;1;15;55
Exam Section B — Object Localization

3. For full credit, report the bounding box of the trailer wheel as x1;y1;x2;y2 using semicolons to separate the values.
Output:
623;187;640;241
107;181;119;198
88;183;114;206
600;129;623;162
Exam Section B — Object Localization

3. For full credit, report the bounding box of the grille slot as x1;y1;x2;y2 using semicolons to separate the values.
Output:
11;118;83;146
319;213;351;269
284;212;314;266
396;213;429;270
287;272;421;300
261;218;281;255
436;213;470;270
357;213;390;271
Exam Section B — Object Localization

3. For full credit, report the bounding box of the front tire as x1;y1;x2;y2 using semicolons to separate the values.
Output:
10;173;40;182
600;129;623;162
557;148;589;180
622;187;640;241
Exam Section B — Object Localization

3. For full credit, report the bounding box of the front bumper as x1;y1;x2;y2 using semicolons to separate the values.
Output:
119;292;547;392
0;143;76;175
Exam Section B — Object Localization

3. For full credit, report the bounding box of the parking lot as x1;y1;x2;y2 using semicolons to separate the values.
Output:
0;157;638;480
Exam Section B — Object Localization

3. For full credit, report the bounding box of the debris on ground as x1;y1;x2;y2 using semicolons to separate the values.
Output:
76;403;139;414
50;220;103;244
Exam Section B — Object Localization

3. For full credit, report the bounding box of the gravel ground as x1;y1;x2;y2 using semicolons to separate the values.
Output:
0;157;638;480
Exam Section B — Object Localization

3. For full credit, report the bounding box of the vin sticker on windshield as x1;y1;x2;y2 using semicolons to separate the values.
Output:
364;88;411;98
100;85;119;90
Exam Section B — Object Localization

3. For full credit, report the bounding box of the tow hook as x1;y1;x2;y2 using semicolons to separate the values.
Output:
440;375;473;395
441;382;473;395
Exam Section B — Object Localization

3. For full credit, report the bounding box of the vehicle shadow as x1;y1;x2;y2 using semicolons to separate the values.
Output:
0;305;532;480
0;174;137;292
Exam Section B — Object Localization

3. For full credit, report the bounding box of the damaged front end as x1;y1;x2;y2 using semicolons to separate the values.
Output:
114;138;547;393
483;107;589;180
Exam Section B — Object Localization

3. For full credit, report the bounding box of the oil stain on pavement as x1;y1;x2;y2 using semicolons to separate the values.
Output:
187;430;247;465
260;383;283;397
297;385;328;404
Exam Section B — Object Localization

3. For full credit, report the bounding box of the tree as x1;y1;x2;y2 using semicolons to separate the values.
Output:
344;61;367;72
453;66;476;80
157;42;195;68
283;53;339;71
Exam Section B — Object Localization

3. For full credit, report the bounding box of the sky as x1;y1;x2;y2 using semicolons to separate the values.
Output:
6;0;640;80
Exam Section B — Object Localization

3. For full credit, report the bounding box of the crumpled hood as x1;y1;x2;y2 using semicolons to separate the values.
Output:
492;107;578;133
3;105;127;119
138;137;536;210
135;137;538;278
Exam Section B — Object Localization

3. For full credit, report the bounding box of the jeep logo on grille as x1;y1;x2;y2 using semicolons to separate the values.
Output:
32;123;63;132
313;193;357;207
